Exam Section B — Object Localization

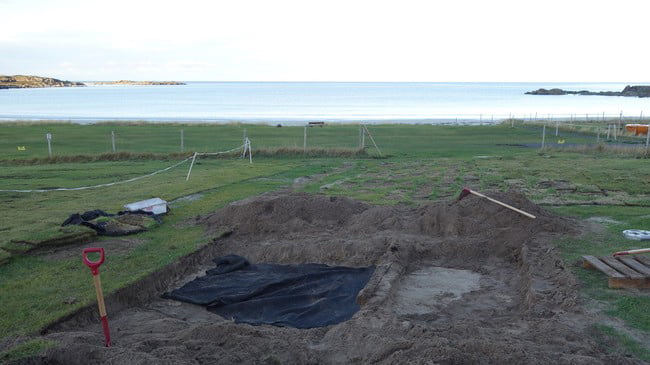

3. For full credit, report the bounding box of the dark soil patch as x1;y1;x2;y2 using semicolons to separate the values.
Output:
37;238;145;261
30;192;641;364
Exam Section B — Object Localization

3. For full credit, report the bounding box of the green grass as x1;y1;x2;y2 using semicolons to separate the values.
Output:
593;324;650;361
0;156;338;337
0;339;57;363
0;122;648;361
0;122;603;160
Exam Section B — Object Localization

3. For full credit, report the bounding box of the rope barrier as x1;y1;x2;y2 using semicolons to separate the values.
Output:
0;157;192;193
0;143;248;193
186;141;250;181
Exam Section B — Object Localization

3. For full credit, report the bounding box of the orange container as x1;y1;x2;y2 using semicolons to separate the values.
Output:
625;124;649;135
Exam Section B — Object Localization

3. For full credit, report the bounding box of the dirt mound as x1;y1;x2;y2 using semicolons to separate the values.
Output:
200;192;367;235
32;192;640;364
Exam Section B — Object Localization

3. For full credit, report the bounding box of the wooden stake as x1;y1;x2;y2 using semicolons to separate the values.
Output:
186;152;198;181
46;133;52;157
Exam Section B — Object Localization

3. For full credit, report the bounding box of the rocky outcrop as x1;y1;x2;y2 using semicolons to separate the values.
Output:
89;80;186;85
0;75;85;89
526;85;650;98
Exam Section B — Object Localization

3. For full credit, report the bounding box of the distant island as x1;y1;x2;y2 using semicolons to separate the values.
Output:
0;75;186;89
0;75;85;89
526;85;650;98
88;80;186;85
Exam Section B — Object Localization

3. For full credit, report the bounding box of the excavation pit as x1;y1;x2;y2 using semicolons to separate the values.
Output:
38;192;634;364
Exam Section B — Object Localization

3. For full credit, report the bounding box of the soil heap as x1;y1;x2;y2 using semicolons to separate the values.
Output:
33;192;640;364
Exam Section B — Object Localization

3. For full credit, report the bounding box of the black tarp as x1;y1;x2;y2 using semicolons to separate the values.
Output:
163;255;374;329
61;209;161;236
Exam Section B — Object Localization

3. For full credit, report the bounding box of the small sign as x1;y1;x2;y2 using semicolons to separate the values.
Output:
46;133;52;141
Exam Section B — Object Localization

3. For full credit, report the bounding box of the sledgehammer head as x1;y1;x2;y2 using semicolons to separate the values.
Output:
457;187;472;201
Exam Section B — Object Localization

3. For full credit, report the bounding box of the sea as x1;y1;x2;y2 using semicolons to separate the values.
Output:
1;82;649;125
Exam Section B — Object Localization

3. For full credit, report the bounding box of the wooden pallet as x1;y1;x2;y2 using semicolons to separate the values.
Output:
582;255;650;289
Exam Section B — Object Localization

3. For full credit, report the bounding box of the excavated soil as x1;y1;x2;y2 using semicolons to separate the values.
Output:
32;192;643;364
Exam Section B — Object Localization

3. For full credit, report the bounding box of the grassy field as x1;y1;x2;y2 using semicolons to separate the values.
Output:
0;122;648;360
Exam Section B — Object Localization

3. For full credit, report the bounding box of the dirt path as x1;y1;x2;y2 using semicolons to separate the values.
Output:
34;192;643;364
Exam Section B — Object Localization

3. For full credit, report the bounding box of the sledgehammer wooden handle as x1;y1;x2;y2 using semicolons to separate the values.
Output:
467;189;536;219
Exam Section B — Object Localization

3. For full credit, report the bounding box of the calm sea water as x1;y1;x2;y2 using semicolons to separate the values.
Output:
1;82;648;124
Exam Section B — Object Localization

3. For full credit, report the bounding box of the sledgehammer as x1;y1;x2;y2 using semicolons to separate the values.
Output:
457;187;536;219
82;247;111;347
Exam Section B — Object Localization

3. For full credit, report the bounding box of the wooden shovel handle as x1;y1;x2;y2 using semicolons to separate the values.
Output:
92;274;107;317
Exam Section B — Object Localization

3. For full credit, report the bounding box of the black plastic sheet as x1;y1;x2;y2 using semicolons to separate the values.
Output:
164;255;374;329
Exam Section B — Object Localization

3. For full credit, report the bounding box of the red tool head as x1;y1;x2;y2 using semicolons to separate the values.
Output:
83;247;105;275
457;187;472;201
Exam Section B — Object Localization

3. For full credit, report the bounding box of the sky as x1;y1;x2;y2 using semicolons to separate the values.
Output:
1;0;648;82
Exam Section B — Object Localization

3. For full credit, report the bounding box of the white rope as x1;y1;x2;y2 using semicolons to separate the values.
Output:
194;144;244;156
185;143;247;181
0;157;193;193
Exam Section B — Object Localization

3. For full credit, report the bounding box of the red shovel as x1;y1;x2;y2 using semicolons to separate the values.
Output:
82;247;111;347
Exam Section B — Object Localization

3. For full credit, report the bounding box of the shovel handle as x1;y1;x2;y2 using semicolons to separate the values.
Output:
465;188;537;219
83;247;105;275
613;248;650;256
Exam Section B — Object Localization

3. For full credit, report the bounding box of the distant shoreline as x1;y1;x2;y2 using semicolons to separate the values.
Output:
87;80;186;86
0;118;499;126
0;75;85;89
0;75;186;89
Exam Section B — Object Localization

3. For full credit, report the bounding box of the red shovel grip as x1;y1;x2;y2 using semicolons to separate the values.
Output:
82;247;105;275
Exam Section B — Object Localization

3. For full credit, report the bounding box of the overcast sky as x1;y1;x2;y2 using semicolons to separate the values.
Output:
1;0;648;82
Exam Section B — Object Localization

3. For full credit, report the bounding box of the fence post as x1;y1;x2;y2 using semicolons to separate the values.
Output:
180;129;184;152
555;119;559;136
46;133;52;157
111;131;116;152
619;111;623;134
607;124;611;140
303;125;307;153
541;125;546;150
645;127;650;154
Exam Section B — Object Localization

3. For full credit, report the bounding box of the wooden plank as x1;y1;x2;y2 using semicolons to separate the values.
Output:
582;255;625;278
601;256;645;279
618;257;650;277
608;277;650;289
635;255;650;266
